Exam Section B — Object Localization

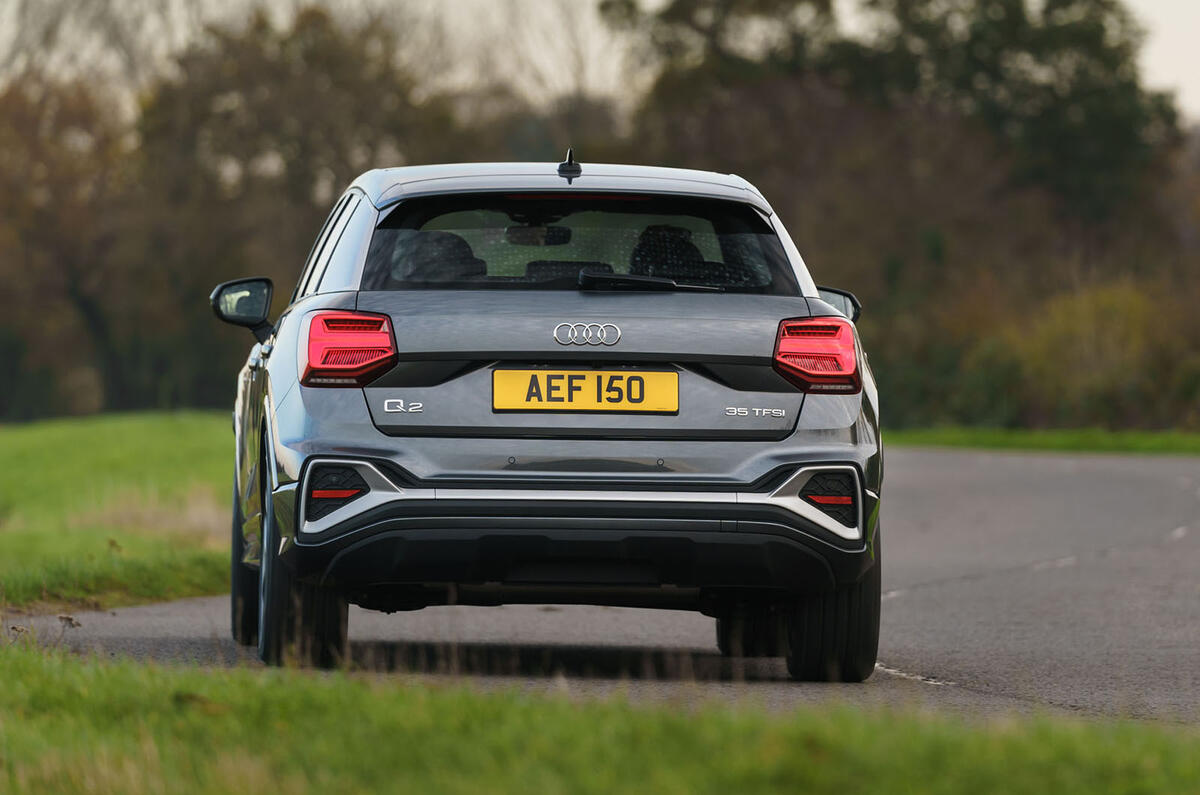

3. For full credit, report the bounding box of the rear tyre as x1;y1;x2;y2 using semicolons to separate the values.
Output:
230;478;259;646
257;451;348;668
784;533;881;682
716;610;785;657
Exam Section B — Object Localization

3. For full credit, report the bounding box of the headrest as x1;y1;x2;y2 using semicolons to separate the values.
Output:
629;225;704;277
396;231;486;282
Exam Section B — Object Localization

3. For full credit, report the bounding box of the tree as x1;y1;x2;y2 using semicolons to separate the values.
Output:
601;0;834;69
608;0;1178;221
123;7;470;407
0;72;137;415
826;0;1179;220
0;6;473;414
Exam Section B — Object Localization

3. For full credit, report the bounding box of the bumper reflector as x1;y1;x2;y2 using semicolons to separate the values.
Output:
305;465;370;522
798;471;858;527
806;494;852;506
311;488;362;499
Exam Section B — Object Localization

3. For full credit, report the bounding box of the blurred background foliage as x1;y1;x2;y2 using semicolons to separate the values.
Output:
0;0;1196;429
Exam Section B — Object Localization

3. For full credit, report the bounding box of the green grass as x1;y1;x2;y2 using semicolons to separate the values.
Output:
887;427;1200;455
0;644;1195;794
0;412;229;609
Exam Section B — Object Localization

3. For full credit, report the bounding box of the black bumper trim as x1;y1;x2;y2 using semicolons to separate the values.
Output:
284;503;876;596
310;528;839;595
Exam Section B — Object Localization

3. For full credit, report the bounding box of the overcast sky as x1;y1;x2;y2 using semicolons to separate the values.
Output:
1130;0;1200;121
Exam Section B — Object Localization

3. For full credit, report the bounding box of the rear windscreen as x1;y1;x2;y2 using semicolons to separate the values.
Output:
360;193;799;294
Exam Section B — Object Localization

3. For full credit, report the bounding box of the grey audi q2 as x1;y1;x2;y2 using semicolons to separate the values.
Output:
211;155;882;680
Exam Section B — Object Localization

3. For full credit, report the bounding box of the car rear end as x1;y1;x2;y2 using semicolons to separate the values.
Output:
265;171;882;679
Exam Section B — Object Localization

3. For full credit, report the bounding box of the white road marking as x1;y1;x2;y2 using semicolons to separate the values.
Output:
881;589;905;601
1168;526;1189;541
1032;555;1076;571
875;662;956;686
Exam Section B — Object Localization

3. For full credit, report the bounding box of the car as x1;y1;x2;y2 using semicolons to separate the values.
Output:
210;153;882;681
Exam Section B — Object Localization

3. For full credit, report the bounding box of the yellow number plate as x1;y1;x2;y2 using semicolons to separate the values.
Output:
492;370;679;413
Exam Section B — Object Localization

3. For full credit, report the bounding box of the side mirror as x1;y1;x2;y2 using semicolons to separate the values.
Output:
210;277;274;343
816;285;862;323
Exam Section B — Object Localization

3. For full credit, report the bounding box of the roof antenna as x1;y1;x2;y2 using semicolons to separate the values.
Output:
557;148;582;183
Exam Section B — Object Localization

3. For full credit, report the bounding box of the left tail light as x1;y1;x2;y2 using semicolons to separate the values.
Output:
301;311;397;387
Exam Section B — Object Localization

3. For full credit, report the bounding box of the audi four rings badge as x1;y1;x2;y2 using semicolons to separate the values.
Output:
553;322;621;346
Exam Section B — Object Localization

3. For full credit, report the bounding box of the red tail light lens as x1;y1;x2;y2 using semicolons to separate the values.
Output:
302;311;397;387
773;317;861;394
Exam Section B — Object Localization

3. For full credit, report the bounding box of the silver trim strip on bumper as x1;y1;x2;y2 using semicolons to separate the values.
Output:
298;460;863;541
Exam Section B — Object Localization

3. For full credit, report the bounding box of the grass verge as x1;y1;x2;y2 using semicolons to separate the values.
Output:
887;427;1200;455
0;645;1196;794
0;412;229;610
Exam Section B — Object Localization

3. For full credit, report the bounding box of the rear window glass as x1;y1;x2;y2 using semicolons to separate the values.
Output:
360;193;799;294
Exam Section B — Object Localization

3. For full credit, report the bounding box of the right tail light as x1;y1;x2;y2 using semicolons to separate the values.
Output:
773;317;861;394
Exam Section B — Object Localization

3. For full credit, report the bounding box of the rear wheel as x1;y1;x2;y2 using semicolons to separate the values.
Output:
230;478;258;646
257;448;348;667
784;533;881;682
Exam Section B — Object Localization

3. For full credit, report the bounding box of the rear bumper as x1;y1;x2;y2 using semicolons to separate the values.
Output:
276;460;880;610
295;525;867;612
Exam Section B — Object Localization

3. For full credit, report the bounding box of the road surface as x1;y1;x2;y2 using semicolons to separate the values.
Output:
21;449;1200;721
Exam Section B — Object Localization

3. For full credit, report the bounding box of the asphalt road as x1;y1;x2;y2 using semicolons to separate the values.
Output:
22;448;1200;721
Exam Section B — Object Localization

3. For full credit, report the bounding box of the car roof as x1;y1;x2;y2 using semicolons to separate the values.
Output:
349;162;773;214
